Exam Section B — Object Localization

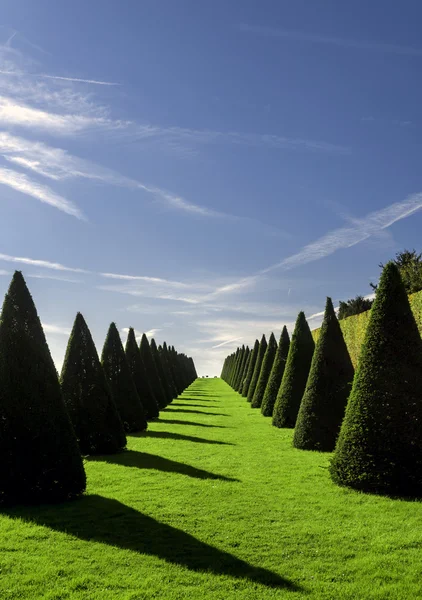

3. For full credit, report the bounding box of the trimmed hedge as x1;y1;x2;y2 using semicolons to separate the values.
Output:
261;326;290;417
251;333;277;409
247;335;267;403
330;263;422;496
312;288;422;367
272;312;314;428
242;339;259;397
293;298;354;451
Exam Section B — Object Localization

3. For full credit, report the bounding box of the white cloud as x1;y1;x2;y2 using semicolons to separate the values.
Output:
211;337;243;349
0;166;84;219
145;328;162;339
27;273;82;283
40;74;120;86
121;327;142;341
41;323;71;336
0;268;9;275
0;253;89;273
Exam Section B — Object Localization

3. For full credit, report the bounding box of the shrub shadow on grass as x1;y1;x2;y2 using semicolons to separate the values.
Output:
157;418;225;428
87;450;238;481
130;431;234;446
164;408;228;417
172;403;219;408
4;495;300;590
178;397;218;403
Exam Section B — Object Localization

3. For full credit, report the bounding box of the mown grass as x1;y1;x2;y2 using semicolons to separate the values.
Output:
1;378;421;599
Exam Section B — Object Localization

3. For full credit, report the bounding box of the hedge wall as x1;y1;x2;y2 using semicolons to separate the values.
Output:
312;289;422;367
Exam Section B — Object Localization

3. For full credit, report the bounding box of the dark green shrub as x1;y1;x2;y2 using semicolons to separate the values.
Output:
330;263;422;496
159;342;178;398
151;338;173;406
125;328;159;420
247;335;267;403
261;326;290;417
251;333;277;408
61;313;126;455
235;346;250;392
272;312;314;428
101;323;148;433
242;340;259;397
0;272;86;506
293;298;354;451
140;334;167;409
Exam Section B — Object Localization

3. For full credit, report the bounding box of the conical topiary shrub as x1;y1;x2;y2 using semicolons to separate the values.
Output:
272;312;314;428
293;298;354;451
159;342;178;399
0;272;86;506
140;334;167;409
330;263;422;496
125;328;159;420
261;326;290;417
247;335;268;403
151;338;173;406
101;323;148;433
235;346;250;392
61;313;126;455
251;333;277;408
242;339;259;397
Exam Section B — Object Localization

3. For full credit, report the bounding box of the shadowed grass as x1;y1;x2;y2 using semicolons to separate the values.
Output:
87;450;238;482
164;408;229;416
1;378;421;599
130;430;234;445
157;418;225;428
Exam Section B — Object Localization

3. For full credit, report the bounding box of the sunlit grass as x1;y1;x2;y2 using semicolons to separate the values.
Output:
1;378;421;599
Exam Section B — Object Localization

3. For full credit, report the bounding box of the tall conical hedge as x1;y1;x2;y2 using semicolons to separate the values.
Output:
125;328;159;420
101;323;148;433
261;326;290;417
61;313;126;455
0;272;86;505
233;345;246;391
159;342;178;398
151;338;173;406
235;346;250;392
140;334;167;409
330;263;422;496
251;333;277;408
247;335;267;403
242;339;259;397
293;298;354;451
272;312;314;428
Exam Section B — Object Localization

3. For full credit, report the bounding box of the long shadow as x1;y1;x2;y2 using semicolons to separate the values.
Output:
87;450;237;482
178;397;218;403
4;495;300;590
158;418;225;428
129;430;234;446
172;403;219;409
164;408;228;417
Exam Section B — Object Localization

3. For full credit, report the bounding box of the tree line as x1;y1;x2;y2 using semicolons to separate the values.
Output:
0;271;197;507
221;262;422;498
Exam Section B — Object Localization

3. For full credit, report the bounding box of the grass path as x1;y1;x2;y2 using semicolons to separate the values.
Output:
1;378;422;599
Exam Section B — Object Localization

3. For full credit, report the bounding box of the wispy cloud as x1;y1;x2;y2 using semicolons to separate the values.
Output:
0;268;9;275
40;74;120;86
238;24;422;57
0;253;89;273
145;328;162;339
42;323;71;336
0;166;84;219
100;272;193;288
27;273;82;284
211;337;243;349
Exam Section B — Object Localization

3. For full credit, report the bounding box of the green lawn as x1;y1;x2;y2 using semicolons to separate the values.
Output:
1;378;421;599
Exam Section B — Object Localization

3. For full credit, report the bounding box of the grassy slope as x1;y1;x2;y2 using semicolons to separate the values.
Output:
1;378;421;600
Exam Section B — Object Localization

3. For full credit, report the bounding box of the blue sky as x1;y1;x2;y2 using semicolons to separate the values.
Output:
0;0;422;375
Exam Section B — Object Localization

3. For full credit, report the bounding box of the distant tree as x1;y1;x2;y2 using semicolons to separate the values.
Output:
101;323;147;433
247;335;268;403
140;334;167;409
261;326;290;417
61;313;126;455
0;272;86;505
272;312;315;428
293;298;354;451
242;340;259;397
125;328;159;420
338;295;373;320
251;333;277;409
159;342;178;398
331;263;422;496
235;346;250;392
371;249;422;295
